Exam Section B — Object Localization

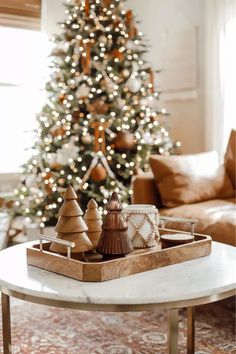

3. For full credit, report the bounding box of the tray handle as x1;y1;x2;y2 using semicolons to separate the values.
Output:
36;233;75;259
159;216;198;236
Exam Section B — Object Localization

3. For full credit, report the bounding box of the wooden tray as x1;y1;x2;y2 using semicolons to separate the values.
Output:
27;233;212;282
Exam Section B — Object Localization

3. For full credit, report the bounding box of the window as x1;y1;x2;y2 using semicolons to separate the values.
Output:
205;0;236;159
0;26;49;173
220;12;236;151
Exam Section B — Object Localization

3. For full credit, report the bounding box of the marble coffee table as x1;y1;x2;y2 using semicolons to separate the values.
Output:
0;241;235;354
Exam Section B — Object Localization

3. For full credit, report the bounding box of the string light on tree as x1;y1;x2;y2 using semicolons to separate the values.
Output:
14;0;179;224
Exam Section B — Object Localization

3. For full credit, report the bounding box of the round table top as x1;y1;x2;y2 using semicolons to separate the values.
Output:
0;241;235;311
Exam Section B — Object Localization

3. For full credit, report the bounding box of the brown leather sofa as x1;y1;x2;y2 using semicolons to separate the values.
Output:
132;130;236;246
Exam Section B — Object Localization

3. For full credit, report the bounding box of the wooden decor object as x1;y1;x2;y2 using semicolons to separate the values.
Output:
96;192;133;258
160;233;194;249
84;198;102;247
50;185;93;255
27;233;212;282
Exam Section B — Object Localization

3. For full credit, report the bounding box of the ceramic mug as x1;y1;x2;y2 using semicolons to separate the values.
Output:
123;204;159;248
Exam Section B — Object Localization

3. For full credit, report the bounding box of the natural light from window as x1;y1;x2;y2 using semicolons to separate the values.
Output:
220;13;236;152
0;26;49;173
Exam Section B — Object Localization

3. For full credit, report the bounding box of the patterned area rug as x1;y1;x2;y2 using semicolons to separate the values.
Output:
0;297;235;354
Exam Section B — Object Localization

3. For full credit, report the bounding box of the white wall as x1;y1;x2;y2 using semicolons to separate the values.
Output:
42;0;206;154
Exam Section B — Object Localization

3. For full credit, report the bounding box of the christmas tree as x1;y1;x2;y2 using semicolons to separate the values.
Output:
14;0;179;226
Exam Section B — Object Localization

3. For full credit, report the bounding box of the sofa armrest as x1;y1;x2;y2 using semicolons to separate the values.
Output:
224;129;235;189
131;172;162;207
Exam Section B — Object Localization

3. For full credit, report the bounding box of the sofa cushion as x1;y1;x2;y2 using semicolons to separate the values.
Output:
150;151;234;208
160;198;236;246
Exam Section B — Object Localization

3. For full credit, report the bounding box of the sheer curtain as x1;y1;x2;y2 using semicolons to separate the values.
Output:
205;0;236;159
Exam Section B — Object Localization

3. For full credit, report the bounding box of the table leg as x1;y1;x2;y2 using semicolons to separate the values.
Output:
187;306;195;354
168;309;179;354
1;293;12;354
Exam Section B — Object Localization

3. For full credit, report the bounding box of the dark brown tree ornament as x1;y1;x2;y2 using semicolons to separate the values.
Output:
96;192;133;259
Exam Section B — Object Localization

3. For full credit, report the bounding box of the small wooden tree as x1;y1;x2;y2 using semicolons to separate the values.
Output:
50;185;93;256
96;192;133;259
84;198;102;247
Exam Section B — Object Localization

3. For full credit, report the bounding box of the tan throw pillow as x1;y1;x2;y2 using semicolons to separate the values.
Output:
149;151;234;208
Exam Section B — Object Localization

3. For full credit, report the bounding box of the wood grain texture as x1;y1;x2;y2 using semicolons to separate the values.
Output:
27;234;212;282
0;0;41;18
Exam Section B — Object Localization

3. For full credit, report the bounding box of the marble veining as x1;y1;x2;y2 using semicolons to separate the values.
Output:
0;242;235;306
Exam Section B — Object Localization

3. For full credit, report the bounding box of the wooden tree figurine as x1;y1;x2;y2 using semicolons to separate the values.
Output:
96;192;133;259
84;198;102;247
50;185;93;258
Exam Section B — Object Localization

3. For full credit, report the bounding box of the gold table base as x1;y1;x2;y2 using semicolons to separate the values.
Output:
1;289;235;354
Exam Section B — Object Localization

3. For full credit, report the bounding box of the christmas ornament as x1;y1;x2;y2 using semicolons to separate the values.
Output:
85;0;90;17
99;35;107;45
58;93;66;103
75;83;90;99
111;49;125;61
117;98;126;109
72;110;80;121
125;10;137;38
25;174;38;188
43;172;54;195
49;161;63;170
102;71;116;92
79;120;115;188
126;75;142;93
112;131;136;151
103;0;111;7
96;192;133;259
122;69;130;79
87;98;109;115
50;185;93;258
90;120;110;153
65;30;74;41
50;126;65;138
5;200;14;209
84;198;102;248
47;137;79;166
90;163;107;182
81;41;91;74
81;133;92;145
